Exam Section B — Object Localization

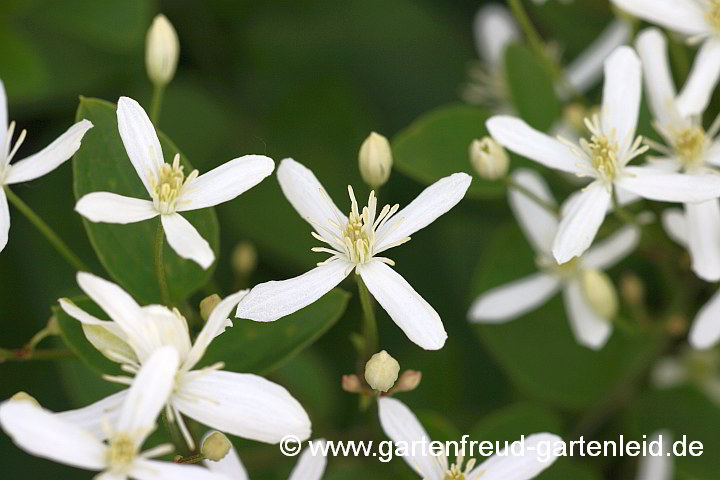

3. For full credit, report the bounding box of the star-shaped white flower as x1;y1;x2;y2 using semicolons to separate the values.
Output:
75;96;274;269
487;46;720;264
468;169;639;350
612;0;720;116
0;347;228;480
378;396;561;480
234;158;471;350
205;434;326;480
0;80;93;253
58;272;311;450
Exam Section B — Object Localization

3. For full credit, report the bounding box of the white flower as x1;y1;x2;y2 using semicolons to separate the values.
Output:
468;169;639;350
58;272;311;449
487;46;720;264
205;434;327;480
378;396;561;480
635;431;673;480
0;80;93;253
652;347;720;405
75;96;274;269
0;347;228;480
612;0;720;116
234;158;471;350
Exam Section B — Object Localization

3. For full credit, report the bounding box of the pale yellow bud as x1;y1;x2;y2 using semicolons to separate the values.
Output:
232;241;258;278
364;350;400;392
390;370;422;393
200;294;222;322
201;431;232;462
10;392;40;407
358;132;393;188
580;269;618;319
146;14;179;86
563;103;589;133
469;137;509;180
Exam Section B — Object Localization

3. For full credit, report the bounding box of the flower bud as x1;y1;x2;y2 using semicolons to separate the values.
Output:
199;294;222;322
390;370;422;393
469;137;509;180
358;132;393;188
232;241;258;278
342;374;364;393
620;273;645;306
563;103;588;133
146;14;179;86
580;269;618;319
364;350;400;392
10;392;39;407
201;431;232;462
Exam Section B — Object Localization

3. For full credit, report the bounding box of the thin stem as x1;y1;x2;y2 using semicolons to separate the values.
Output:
356;275;378;362
162;411;192;457
611;188;640;226
150;84;165;125
0;347;75;362
27;324;57;351
175;453;206;464
154;220;172;305
504;176;559;216
4;186;89;271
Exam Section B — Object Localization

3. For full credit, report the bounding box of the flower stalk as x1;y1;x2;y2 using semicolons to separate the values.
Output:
503;175;559;216
154;220;172;305
356;275;379;363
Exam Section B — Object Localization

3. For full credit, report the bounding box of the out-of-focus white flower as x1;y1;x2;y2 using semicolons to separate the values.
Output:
469;137;509;180
488;47;720;264
0;347;228;480
652;348;720;404
612;0;720;116
146;14;180;86
635;431;673;480
378;396;561;480
235;158;471;350
75;97;274;269
59;272;311;449
358;132;393;188
205;434;327;480
364;350;400;392
0;80;93;253
468;169;639;350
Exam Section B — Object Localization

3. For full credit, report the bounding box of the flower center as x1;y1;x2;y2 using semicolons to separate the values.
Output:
150;154;197;214
108;434;136;469
673;126;706;168
444;457;476;480
537;255;580;275
706;1;720;32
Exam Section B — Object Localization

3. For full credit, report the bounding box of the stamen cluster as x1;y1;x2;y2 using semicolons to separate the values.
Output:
150;153;198;214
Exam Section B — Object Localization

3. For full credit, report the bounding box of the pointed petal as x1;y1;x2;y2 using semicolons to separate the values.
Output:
690;288;720;349
601;46;641;151
0;188;9;253
177;155;274;212
75;193;158;224
473;4;520;67
130;458;230;480
686;200;720;281
563;281;613;350
235;260;350;322
377;397;447;479
173;370;311;443
677;39;720;117
58;297;112;326
469;273;560;323
116;96;164;195
583;224;641;270
636;432;673;480
57;390;129;440
468;433;562;480
635;28;680;128
552;182;611;264
508;168;558;254
374;172;471;253
617;167;720;202
83;323;138;365
0;400;106;470
610;0;708;36
161;213;214;269
288;439;328;480
359;260;446;350
204;442;249;480
5;120;93;184
661;208;688;247
0;80;6;150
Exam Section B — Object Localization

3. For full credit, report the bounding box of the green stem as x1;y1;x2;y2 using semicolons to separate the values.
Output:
0;347;74;362
154;221;172;305
162;411;192;457
504;176;559;217
4;186;89;271
150;84;165;125
611;188;640;226
175;453;206;464
356;275;378;362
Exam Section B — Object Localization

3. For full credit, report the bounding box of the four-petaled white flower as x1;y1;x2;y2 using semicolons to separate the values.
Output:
205;434;327;480
234;158;471;350
59;272;311;450
378;396;561;480
0;347;228;480
487;46;720;264
468;169;639;350
75;96;274;269
0;80;93;253
612;0;720;117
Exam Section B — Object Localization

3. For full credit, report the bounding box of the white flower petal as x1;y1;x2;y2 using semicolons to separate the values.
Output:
661;208;688;247
177;155;275;212
473;4;520;67
636;432;673;480
235;259;351;322
610;0;709;36
677;39;720;117
0;188;9;253
57;390;128;440
583;224;640;270
204;442;249;480
161;213;215;269
173;370;311;444
75;192;158;224
601;46;641;152
131;458;229;480
508;168;558;254
617;167;720;202
4;120;93;184
563;281;613;350
0;400;106;470
635;28;679;128
686;200;720;281
0;80;7;152
486;116;586;174
552;181;611;264
289;439;328;480
374;172;471;253
689;288;720;349
706;141;720;167
117;96;164;195
377;397;447;479
468;273;561;323
82;323;137;365
468;433;562;480
358;260;446;350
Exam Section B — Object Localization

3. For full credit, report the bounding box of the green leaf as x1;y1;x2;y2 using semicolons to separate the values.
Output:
505;43;562;132
73;97;219;304
201;289;351;374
